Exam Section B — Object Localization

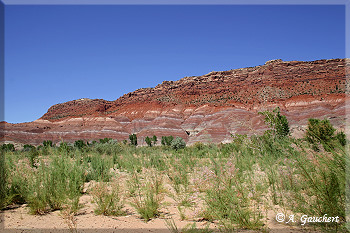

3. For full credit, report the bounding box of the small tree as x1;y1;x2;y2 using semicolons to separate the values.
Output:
129;134;137;146
1;144;15;152
161;136;174;146
23;144;35;152
305;118;345;151
43;140;53;147
171;137;186;150
259;107;289;138
99;138;112;144
74;140;86;150
145;136;152;147
152;135;157;146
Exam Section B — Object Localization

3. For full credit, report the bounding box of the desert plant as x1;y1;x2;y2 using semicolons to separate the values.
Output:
91;181;125;216
1;143;15;152
259;107;289;138
305;118;346;151
145;136;152;147
278;145;346;228
23;144;35;151
129;134;138;146
0;151;6;209
25;155;85;214
129;171;164;221
25;147;39;168
99;138;112;144
86;154;112;182
43;140;53;147
203;159;266;230
74;140;86;150
161;136;174;146
171;137;186;150
152;135;158;146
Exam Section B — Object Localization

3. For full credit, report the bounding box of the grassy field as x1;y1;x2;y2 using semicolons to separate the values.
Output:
0;116;348;232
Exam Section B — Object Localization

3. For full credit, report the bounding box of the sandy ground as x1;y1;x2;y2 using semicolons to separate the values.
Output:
1;193;319;233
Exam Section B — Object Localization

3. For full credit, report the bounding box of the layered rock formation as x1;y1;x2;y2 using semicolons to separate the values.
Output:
2;58;349;145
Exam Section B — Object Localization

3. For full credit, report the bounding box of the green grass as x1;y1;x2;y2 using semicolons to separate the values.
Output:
1;134;347;231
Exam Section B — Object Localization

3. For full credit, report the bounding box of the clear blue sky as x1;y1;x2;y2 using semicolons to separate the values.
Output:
4;5;345;123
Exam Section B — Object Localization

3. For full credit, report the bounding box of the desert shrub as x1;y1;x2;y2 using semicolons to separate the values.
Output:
59;142;73;154
99;138;112;144
25;147;39;168
192;142;205;151
85;154;112;182
1;143;15;152
259;107;289;138
25;155;85;214
43;140;53;147
161;136;174;146
171;137;186;150
278;145;346;228
0;151;6;209
74;140;86;150
152;135;157;146
145;136;152;147
305;118;345;151
93;140;121;156
129;134;138;146
335;131;347;146
23;144;35;151
91;181;125;216
202;159;267;230
129;171;164;221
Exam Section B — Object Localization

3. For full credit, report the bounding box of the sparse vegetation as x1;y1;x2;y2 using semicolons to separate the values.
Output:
1;115;347;232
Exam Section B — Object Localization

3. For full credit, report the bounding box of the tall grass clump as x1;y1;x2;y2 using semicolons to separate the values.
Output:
26;155;85;214
277;143;346;228
201;157;267;231
85;153;113;182
0;151;7;209
91;179;125;216
129;170;164;221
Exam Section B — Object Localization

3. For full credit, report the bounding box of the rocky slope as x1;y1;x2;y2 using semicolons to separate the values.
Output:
2;58;349;145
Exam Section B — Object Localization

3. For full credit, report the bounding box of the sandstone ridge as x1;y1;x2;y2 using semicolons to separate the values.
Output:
3;58;349;145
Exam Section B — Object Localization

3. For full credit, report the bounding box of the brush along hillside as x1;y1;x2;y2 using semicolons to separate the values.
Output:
1;108;347;232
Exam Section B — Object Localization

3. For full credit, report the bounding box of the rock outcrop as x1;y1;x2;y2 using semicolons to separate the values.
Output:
3;58;349;145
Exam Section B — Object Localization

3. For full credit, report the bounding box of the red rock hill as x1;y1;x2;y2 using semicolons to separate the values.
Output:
3;58;349;145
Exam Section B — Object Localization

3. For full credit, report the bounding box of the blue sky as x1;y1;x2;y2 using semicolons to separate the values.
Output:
4;4;346;123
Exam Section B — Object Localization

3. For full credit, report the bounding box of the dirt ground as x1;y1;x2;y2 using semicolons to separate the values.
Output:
1;192;319;233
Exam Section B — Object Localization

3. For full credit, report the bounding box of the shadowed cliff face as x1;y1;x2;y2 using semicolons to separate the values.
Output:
3;58;349;145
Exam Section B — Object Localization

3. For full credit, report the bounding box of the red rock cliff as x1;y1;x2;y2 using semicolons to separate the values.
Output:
3;58;349;145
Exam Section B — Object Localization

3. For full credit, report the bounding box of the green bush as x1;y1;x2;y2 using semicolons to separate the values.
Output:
145;136;152;147
129;134;138;146
99;138;112;144
129;171;164;221
74;140;86;150
0;151;6;209
91;181;125;216
277;144;346;228
1;143;15;152
43;140;53;147
171;137;186;150
305;118;344;151
259;107;289;138
161;136;174;146
86;154;112;182
25;155;85;214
